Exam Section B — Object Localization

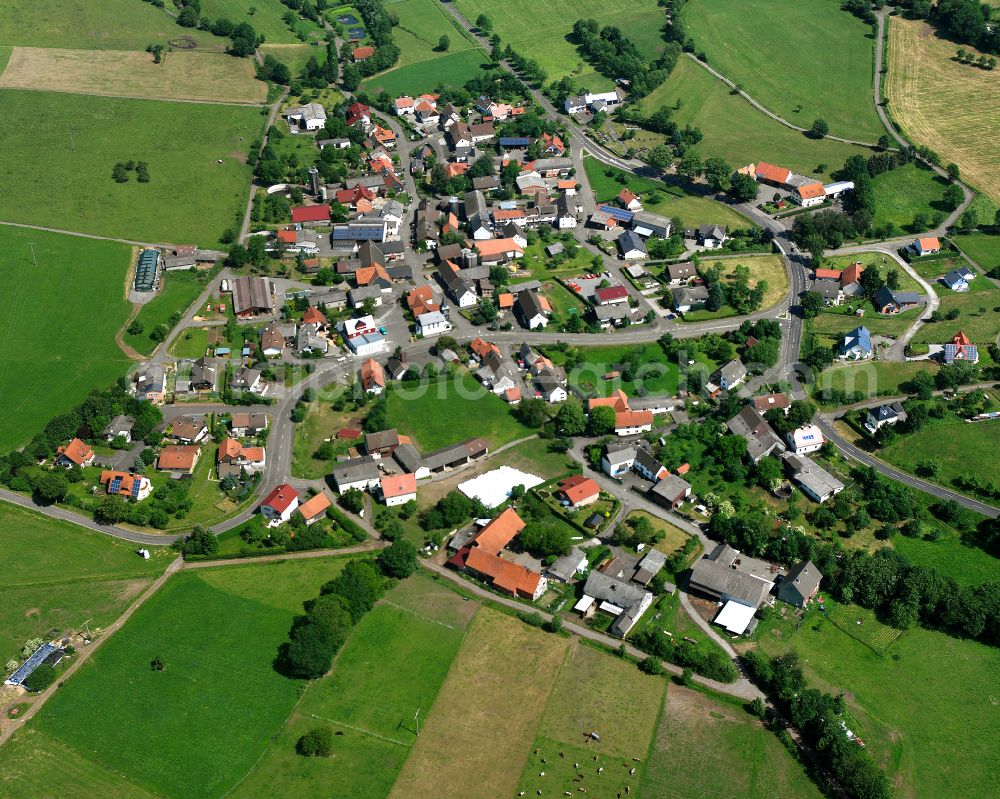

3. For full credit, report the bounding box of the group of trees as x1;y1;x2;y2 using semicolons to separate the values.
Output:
698;261;768;317
742;650;892;799
707;471;1000;646
350;0;400;77
571;19;681;99
174;0;263;57
632;625;740;682
112;160;150;184
955;47;997;70
419;490;488;533
276;546;416;678
905;0;1000;54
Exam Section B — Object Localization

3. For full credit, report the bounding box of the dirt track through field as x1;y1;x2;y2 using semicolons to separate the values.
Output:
886;19;1000;203
0;47;266;104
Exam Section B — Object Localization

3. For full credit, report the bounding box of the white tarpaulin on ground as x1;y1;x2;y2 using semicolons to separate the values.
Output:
714;601;757;635
458;466;543;508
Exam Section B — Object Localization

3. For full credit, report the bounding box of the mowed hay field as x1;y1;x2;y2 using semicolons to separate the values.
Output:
755;605;1000;799
638;685;824;799
453;0;666;90
232;573;476;799
0;0;222;51
0;47;265;103
0;227;132;451
518;642;666;797
200;0;326;44
29;558;351;799
887;18;1000;203
642;58;872;181
684;0;883;142
391;0;479;69
388;608;569;799
0;503;171;664
0;89;263;244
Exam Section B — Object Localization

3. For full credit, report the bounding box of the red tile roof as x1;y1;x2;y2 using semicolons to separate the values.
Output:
588;389;630;413
302;307;328;326
754;161;792;185
841;262;865;286
463;546;542;598
814;268;842;280
918;236;941;250
797;182;826;200
277;229;297;243
261;484;298;514
361;358;385;390
157;445;201;471
337;427;363;439
503;387;521;403
470;337;500;358
558;474;600;506
291;204;331;223
595;285;629;302
473;507;526;555
380;473;416;499
353;46;375;60
298;492;332;521
615;410;654;429
57;438;92;466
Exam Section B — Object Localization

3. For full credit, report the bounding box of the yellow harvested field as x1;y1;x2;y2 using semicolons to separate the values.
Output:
0;47;265;103
388;608;569;799
886;19;1000;203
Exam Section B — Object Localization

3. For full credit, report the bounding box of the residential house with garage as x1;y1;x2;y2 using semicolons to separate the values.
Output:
782;453;844;503
297;492;332;526
839;325;872;360
217;438;266;477
331;456;381;493
671;285;709;313
778;560;823;608
873;286;922;314
99;470;153;501
55;438;94;468
556;475;601;508
575;570;652;637
865;401;907;433
260;484;299;525
156;444;201;474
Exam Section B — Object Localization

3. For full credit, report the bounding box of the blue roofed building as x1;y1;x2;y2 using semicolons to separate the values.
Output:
598;204;634;223
5;643;58;686
840;325;872;360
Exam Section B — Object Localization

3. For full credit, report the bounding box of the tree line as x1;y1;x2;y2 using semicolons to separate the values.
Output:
275;546;418;679
571;19;682;99
742;649;892;799
901;0;1000;54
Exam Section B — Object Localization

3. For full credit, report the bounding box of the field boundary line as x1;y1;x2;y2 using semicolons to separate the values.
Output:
0;82;265;107
378;599;460;630
307;714;411;747
220;683;313;798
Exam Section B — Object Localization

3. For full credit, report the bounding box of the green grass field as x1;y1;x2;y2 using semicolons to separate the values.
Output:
518;641;666;797
892;531;1000;586
954;231;1000;269
0;503;170;664
384;370;533;451
678;254;788;321
0;727;158;799
544;342;718;398
361;48;489;97
683;0;883;142
755;601;1000;799
808;307;918;344
453;0;665;89
169;326;210;359
32;557;351;798
641;58;872;181
201;0;325;44
911;278;1000;346
814;361;938;401
878;413;1000;502
0;226;132;451
391;0;478;68
0;90;263;245
583;156;752;229
232;574;475;799
0;0;222;50
260;42;327;76
639;685;823;799
870;161;952;231
125;269;217;356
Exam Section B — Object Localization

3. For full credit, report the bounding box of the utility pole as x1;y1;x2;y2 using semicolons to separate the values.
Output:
414;707;421;736
82;619;93;642
27;242;38;267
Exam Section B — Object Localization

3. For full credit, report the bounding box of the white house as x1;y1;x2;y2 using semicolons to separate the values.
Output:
601;442;637;477
285;103;327;132
787;424;824;455
416;310;452;337
339;315;387;355
260;484;300;525
615;410;653;437
331;456;381;493
912;236;941;256
379;473;417;506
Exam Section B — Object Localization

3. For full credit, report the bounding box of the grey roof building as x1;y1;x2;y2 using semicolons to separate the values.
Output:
547;547;587;583
727;406;786;463
671;285;709;310
778;560;823;607
689;549;774;609
782;453;844;503
582;570;654;637
649;473;692;509
330;455;380;492
102;415;134;440
633;548;667;586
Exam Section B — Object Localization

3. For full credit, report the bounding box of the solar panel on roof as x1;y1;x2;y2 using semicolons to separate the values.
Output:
599;204;633;222
109;476;122;493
